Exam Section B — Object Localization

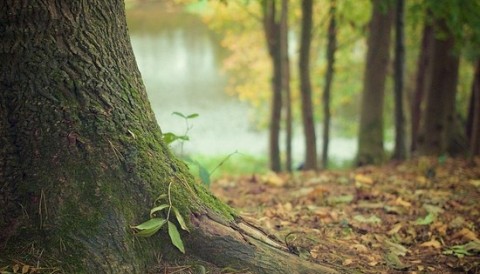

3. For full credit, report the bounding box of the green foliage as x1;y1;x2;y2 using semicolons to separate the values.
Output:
131;182;189;254
443;241;480;258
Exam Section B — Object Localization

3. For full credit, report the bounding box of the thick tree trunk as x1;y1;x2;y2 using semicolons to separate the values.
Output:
416;19;460;156
411;23;433;152
299;0;318;170
0;1;338;273
322;0;337;169
280;0;292;172
262;0;283;172
357;0;393;166
392;0;407;160
467;60;480;156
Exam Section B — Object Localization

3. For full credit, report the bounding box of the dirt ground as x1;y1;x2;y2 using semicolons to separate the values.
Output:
211;157;480;273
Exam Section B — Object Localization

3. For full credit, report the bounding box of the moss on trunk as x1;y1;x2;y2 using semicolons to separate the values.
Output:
0;1;339;273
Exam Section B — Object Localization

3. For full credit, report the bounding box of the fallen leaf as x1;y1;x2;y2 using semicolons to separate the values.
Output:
415;212;436;225
420;239;442;249
354;214;382;224
355;174;374;185
385;251;409;270
394;197;412;208
343;258;353;266
452;228;480;242
387;223;403;235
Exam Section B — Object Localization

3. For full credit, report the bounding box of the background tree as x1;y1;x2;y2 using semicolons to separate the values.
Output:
321;0;337;169
281;0;293;171
466;60;480;156
357;0;394;166
0;1;338;273
299;0;317;170
392;0;407;160
410;22;433;152
416;18;460;155
262;0;283;172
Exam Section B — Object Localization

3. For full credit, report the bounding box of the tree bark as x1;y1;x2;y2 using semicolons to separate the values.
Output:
0;1;338;273
262;0;283;172
322;0;337;169
416;19;460;156
299;0;318;170
466;60;480;156
392;0;407;160
357;0;393;166
410;23;433;152
280;0;292;172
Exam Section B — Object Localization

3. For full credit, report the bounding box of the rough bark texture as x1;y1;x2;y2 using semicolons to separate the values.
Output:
299;0;317;170
416;19;460;156
322;0;336;169
392;0;407;160
0;1;339;273
357;0;393;166
262;0;283;172
410;23;433;152
467;60;480;156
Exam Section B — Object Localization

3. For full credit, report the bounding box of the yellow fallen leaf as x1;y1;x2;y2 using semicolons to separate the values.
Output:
388;223;403;235
355;174;374;185
420;239;442;249
262;172;285;187
343;258;353;266
394;197;412;208
452;228;480;242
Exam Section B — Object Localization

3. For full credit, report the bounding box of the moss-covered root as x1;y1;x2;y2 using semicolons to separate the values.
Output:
186;212;339;274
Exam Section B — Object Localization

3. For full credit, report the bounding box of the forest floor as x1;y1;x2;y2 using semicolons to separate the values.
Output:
210;157;480;273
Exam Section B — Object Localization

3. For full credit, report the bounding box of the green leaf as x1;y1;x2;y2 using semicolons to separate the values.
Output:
198;164;211;186
155;194;168;203
415;213;436;225
162;132;180;144
172;111;186;118
132;218;167;237
172;206;190;232
150;204;169;217
168;221;185;253
187;113;199;119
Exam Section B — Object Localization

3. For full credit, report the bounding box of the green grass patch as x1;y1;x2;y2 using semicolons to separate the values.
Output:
182;153;268;180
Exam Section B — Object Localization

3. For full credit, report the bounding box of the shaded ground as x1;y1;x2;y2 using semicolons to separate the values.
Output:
211;157;480;273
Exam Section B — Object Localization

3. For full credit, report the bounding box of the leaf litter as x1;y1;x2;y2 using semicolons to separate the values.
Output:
211;157;480;273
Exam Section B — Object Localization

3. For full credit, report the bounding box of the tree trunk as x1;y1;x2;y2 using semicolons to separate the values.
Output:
280;0;292;172
262;0;283;172
299;0;318;170
466;60;480;156
322;0;337;169
0;1;338;273
357;0;393;166
416;19;460;156
392;0;407;160
410;23;433;152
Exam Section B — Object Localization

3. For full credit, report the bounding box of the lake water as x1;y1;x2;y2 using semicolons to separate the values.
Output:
127;6;357;165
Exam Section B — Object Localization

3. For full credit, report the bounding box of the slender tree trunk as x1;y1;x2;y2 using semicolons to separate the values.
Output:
0;1;339;273
281;0;292;172
416;19;460;156
299;0;317;170
322;0;337;169
357;0;393;166
411;24;433;152
262;0;283;172
467;60;480;156
392;0;407;160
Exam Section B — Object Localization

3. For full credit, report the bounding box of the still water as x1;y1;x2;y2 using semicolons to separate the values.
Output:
127;6;356;164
